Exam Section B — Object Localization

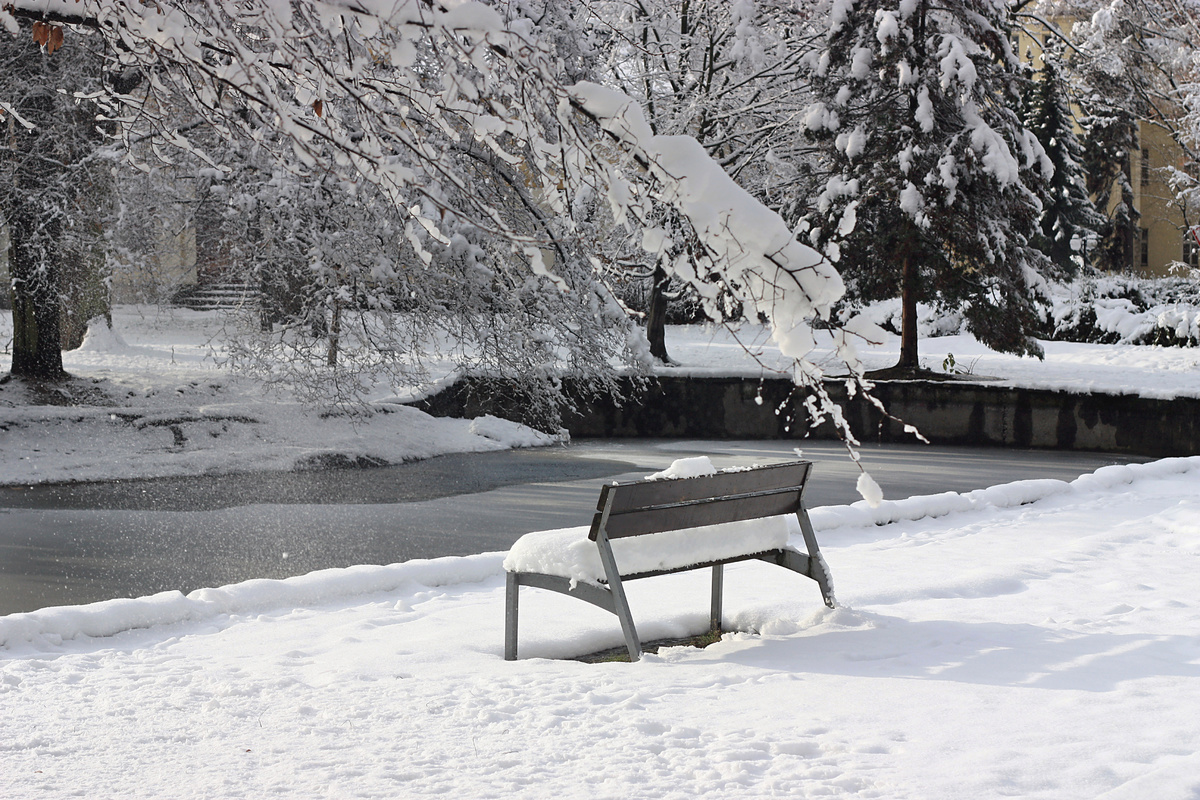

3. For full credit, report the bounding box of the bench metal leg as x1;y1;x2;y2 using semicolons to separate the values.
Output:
504;571;519;661
710;563;723;633
503;571;623;661
596;531;641;661
797;507;836;608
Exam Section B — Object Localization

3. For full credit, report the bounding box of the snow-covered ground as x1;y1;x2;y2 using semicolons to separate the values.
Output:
667;320;1200;400
0;307;562;486
2;457;1198;798
3;307;1200;798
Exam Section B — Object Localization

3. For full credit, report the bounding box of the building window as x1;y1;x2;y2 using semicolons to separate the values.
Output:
1140;227;1150;267
1186;230;1200;268
1141;147;1152;187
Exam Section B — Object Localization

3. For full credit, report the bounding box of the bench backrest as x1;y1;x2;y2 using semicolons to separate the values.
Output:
588;460;812;541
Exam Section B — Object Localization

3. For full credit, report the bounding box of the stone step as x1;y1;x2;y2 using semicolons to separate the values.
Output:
172;282;261;310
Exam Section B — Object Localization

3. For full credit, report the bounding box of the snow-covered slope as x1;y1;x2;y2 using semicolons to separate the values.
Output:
0;308;560;486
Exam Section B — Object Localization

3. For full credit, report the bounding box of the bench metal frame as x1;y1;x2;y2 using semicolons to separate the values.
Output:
504;460;835;662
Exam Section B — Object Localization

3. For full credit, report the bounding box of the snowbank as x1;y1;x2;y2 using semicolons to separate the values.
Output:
0;553;502;650
6;455;1197;650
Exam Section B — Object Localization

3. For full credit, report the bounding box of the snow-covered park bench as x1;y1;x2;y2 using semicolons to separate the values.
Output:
503;459;836;662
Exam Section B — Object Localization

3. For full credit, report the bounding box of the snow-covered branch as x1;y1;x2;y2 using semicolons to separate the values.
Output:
4;0;864;374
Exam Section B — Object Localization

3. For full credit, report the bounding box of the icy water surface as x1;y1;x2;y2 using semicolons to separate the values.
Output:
0;440;1144;614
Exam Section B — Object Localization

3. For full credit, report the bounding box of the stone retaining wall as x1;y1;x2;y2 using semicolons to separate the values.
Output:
418;377;1200;458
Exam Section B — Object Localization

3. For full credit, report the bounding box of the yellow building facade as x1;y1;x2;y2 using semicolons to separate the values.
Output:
1016;24;1192;278
1134;123;1195;276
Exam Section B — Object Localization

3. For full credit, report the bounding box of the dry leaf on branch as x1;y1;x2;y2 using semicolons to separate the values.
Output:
30;22;64;54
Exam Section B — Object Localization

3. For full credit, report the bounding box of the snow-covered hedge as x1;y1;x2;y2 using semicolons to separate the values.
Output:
1046;276;1200;346
847;275;1200;347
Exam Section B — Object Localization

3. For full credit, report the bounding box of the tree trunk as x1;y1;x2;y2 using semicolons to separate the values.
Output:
326;300;341;367
7;203;66;379
896;254;919;370
646;265;670;363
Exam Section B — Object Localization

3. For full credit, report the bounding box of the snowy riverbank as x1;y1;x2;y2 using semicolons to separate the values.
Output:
3;305;1199;486
0;307;562;486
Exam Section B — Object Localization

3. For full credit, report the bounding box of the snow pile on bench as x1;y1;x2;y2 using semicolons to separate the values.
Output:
644;455;720;480
502;517;792;587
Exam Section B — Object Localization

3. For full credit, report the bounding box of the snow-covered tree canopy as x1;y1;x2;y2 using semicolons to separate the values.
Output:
1067;0;1199;126
589;0;823;195
573;0;831;362
1;0;872;391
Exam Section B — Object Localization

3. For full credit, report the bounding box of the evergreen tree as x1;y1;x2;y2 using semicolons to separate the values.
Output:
1024;54;1107;272
1078;108;1140;274
802;0;1053;371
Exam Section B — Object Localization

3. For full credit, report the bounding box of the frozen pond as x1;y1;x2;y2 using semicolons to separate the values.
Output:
0;440;1145;614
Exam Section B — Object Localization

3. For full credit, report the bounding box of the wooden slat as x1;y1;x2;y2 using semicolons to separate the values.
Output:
594;490;802;540
596;460;812;515
617;549;807;581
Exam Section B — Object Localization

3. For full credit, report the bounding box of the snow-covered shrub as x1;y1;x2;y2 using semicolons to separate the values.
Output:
839;275;1200;348
1047;276;1200;346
